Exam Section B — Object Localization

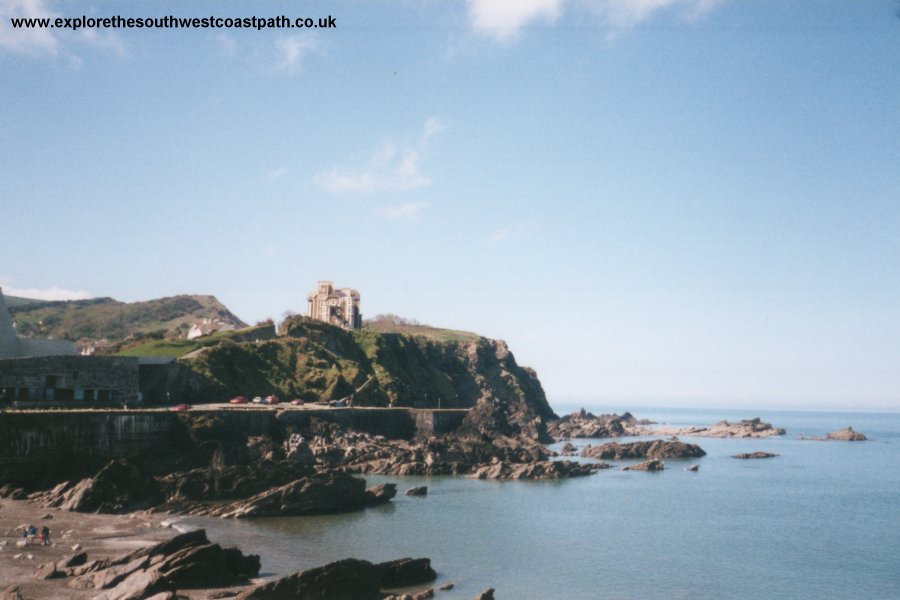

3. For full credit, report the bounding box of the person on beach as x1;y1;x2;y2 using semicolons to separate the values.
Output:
21;529;28;545
40;525;50;545
27;524;36;542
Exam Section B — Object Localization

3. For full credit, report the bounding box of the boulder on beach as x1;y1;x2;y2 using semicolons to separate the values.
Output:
58;529;259;598
0;585;25;600
39;459;162;514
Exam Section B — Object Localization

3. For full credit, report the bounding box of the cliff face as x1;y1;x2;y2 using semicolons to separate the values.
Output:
177;317;556;433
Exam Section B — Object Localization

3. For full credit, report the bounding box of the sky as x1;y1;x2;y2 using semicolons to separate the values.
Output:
1;0;898;411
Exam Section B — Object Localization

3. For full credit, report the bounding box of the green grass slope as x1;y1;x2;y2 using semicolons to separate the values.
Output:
177;316;556;422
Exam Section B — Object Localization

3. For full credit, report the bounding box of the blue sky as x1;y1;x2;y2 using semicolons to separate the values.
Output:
2;0;898;410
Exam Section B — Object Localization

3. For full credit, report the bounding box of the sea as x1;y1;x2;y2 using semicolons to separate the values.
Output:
183;407;900;599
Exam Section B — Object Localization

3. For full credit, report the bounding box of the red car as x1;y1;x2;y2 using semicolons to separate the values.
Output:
229;396;249;404
265;395;280;405
290;399;304;406
172;403;190;412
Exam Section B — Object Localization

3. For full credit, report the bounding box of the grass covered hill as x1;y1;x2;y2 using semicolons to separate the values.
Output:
174;316;556;423
6;294;247;345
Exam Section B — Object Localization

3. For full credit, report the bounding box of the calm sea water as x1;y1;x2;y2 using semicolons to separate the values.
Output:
184;407;900;599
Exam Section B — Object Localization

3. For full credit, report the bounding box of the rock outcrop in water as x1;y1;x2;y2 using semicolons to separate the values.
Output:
732;451;779;459
623;459;665;471
470;459;607;480
800;427;869;442
547;409;643;440
825;427;867;441
198;474;368;519
580;439;706;460
236;556;436;600
648;418;785;438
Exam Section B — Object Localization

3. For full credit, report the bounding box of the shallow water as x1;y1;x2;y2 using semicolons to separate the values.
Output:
185;408;900;599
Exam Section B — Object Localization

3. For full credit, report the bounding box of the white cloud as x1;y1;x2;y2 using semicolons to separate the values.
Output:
490;221;537;244
315;119;444;194
468;0;563;41
0;0;59;55
0;0;127;59
215;32;237;56
3;285;92;301
467;0;725;40
274;35;316;72
377;202;427;221
266;166;288;181
584;0;688;30
422;116;446;140
78;27;126;56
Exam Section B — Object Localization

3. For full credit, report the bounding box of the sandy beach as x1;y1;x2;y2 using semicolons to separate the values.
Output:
0;499;261;599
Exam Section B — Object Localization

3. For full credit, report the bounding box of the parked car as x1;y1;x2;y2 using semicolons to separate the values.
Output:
229;396;248;404
290;399;304;406
265;395;280;405
172;403;190;412
329;400;346;408
251;396;263;404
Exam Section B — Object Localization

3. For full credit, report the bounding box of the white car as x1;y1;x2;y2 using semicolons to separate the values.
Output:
252;396;263;404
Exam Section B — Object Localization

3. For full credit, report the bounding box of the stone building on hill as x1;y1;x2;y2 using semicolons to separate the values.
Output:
0;287;76;359
306;281;362;330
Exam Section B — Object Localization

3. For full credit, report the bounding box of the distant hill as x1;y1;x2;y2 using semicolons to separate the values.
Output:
6;294;247;346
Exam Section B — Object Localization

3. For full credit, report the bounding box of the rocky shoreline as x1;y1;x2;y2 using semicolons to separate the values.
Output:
0;407;795;521
0;497;489;600
0;404;801;597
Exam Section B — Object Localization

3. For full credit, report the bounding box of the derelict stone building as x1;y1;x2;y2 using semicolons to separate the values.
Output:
306;281;362;330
